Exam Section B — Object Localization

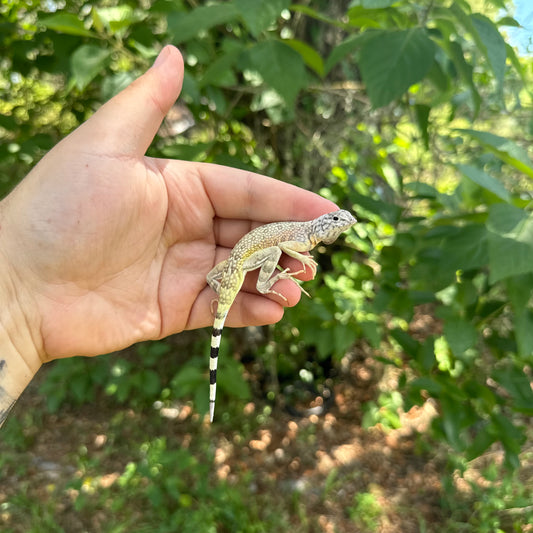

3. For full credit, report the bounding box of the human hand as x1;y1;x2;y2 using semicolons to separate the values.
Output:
0;45;336;366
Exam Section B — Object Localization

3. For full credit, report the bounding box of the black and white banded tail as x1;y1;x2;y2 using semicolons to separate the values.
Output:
209;311;227;422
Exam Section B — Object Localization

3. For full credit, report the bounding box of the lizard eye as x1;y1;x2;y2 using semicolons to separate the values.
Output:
333;216;339;221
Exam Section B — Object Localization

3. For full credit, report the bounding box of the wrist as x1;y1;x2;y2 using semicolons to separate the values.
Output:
0;202;43;425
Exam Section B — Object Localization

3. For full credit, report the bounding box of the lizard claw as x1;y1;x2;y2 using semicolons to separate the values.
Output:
275;268;312;298
294;281;311;298
269;288;289;303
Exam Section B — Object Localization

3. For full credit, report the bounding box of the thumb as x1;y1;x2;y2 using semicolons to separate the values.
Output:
77;45;184;156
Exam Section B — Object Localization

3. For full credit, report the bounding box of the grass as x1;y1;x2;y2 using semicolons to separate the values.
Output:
1;358;532;533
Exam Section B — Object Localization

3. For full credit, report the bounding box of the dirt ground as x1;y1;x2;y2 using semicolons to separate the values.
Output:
2;340;532;533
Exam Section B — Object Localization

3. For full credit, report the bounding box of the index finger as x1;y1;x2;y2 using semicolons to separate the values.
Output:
195;162;338;222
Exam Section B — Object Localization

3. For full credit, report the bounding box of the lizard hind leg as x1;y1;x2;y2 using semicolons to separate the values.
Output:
243;246;313;303
257;268;289;303
206;259;228;294
242;246;288;303
255;257;311;301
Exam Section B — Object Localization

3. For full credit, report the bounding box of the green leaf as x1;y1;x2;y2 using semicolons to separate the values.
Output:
419;338;437;371
351;191;402;225
506;273;533;309
360;320;382;349
444;40;481;116
245;40;307;108
410;376;443;397
389;328;420;355
200;48;242;88
324;33;368;75
506;274;533;359
456;164;511;202
139;369;161;397
205;86;228;114
167;4;239;44
128;40;159;60
362;0;396;7
438;224;489;273
505;43;529;88
470;14;506;89
466;423;497;460
486;204;533;282
486;0;507;9
136;340;172;365
101;71;137;100
250;89;288;123
440;393;472;451
490;412;525;469
40;13;97;38
235;0;290;37
497;16;520;27
70;45;111;90
289;4;348;29
414;104;430;150
218;357;251;401
93;5;145;36
284;39;324;77
443;318;478;357
450;3;506;89
448;3;478;40
405;182;439;199
347;7;383;29
358;28;436;108
457;129;533;179
426;58;451;93
181;70;201;104
333;323;357;354
513;309;533;360
170;362;205;397
316;328;336;358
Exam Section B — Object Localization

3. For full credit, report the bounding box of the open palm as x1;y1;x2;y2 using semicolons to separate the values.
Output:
0;46;335;361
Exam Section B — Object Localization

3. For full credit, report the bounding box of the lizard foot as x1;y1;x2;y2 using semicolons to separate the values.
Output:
274;267;312;298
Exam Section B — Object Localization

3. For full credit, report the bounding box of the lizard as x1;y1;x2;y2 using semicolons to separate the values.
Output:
206;209;357;422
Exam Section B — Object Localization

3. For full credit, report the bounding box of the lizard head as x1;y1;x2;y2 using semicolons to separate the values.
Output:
312;209;356;244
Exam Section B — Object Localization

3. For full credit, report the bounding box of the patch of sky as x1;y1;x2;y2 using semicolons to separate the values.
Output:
506;0;533;55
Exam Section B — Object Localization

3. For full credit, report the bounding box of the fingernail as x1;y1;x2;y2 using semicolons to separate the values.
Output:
152;46;170;69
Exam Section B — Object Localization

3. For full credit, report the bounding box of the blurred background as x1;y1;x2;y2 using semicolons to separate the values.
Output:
1;1;532;531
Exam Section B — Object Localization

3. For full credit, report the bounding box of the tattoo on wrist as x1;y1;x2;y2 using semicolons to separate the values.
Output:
0;359;16;427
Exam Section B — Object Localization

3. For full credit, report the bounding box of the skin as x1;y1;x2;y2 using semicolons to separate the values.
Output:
0;45;337;425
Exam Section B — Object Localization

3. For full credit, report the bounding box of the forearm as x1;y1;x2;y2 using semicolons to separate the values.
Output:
0;207;43;427
0;344;37;428
0;340;41;429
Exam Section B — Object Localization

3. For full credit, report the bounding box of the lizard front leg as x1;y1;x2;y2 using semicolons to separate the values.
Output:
279;241;318;278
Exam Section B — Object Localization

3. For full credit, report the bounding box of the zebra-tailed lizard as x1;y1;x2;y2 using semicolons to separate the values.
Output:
206;209;356;421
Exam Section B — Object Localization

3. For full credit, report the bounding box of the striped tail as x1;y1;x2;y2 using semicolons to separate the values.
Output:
209;309;228;422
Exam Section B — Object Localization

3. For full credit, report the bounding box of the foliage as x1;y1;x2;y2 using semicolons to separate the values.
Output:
443;453;533;531
2;401;532;532
349;490;383;531
0;412;299;532
69;436;292;532
1;0;532;516
39;338;250;416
